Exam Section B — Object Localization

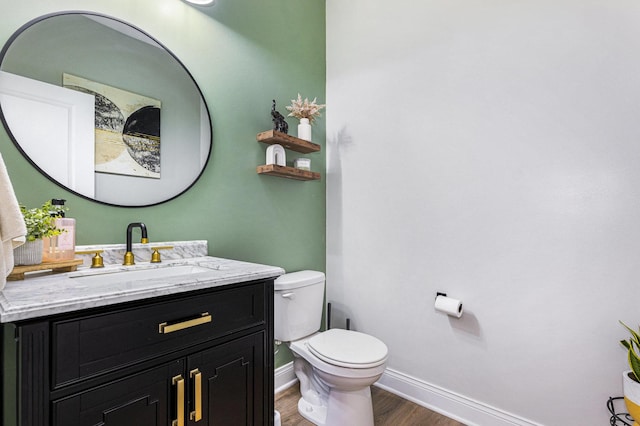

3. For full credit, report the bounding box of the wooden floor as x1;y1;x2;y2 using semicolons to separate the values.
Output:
275;383;466;426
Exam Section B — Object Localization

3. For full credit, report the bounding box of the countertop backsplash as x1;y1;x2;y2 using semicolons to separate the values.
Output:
76;240;208;266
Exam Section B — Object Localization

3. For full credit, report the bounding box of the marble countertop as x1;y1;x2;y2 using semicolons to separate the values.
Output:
0;256;285;323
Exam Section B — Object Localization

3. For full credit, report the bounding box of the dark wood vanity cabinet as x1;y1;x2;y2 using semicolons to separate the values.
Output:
5;279;274;426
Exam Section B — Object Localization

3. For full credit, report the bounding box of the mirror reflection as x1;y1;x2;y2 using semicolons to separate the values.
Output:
0;12;212;207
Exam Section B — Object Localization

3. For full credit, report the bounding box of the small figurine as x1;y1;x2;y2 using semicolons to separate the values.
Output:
271;100;289;134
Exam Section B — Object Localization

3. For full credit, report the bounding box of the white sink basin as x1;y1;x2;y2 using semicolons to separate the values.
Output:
69;265;214;286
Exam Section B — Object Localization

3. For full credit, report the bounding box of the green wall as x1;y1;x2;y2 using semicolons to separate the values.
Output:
0;0;325;370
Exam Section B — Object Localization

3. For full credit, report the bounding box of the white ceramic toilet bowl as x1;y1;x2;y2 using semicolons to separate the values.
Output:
288;329;388;426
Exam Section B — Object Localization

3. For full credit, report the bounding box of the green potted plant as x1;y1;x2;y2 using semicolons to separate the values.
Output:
14;200;63;266
620;321;640;426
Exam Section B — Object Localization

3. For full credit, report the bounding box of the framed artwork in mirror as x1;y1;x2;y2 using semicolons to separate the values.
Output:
63;73;162;179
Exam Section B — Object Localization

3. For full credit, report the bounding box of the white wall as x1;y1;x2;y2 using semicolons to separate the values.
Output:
326;1;640;425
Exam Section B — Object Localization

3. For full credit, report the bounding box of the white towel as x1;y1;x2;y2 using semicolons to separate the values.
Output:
0;152;27;289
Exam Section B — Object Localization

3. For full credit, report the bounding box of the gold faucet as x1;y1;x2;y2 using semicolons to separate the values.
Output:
123;222;149;266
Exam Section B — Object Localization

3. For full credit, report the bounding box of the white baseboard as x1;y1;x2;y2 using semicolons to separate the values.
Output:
274;361;297;394
376;368;543;426
275;363;541;426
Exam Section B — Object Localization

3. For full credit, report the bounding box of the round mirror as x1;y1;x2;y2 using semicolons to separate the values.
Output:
0;12;212;207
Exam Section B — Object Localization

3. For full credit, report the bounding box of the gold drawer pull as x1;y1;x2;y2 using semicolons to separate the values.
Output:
159;313;212;334
190;368;202;422
172;374;185;426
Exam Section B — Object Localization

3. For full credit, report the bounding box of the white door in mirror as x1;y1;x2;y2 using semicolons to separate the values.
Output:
0;71;95;197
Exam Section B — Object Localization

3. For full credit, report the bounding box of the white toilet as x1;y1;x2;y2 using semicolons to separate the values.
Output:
274;271;388;426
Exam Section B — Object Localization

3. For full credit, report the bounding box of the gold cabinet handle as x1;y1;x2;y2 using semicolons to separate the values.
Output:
172;375;185;426
190;368;202;422
159;313;212;334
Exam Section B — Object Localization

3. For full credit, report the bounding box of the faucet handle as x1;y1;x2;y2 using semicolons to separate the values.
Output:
75;249;105;268
150;246;174;263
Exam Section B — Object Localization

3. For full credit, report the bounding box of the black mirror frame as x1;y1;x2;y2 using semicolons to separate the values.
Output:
0;11;213;208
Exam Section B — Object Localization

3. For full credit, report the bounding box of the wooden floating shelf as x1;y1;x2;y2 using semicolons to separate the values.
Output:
257;130;321;153
256;164;320;181
8;258;83;281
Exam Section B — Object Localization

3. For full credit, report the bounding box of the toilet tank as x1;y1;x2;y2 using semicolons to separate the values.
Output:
274;270;325;342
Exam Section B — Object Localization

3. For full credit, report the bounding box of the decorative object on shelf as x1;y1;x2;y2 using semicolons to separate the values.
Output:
286;94;325;142
298;118;312;141
266;144;286;166
271;100;289;134
14;201;64;266
294;158;311;171
620;321;640;426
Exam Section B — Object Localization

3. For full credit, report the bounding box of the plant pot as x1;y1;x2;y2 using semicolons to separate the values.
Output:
13;239;43;266
624;370;640;426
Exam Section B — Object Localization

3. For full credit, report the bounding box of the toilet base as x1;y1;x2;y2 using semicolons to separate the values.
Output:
297;386;375;426
298;397;328;425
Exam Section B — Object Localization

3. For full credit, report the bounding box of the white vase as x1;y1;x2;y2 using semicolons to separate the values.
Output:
13;239;43;266
298;118;312;142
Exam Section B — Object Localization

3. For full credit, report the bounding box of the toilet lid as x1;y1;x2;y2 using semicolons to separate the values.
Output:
307;329;388;369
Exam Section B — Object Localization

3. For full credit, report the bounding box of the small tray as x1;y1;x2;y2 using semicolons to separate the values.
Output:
8;259;83;281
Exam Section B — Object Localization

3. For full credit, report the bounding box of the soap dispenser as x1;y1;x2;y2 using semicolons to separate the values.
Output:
42;199;76;262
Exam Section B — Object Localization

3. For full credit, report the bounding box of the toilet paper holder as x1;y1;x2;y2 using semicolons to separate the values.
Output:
434;292;464;318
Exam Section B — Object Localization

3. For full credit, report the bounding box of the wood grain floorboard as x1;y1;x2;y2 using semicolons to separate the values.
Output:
275;383;466;426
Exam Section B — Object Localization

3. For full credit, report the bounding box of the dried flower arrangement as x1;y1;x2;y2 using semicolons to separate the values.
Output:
286;94;326;124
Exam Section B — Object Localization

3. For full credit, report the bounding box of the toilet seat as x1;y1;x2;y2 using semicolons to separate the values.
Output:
306;329;388;369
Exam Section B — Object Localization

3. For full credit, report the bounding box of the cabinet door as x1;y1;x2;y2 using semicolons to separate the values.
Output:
52;360;184;426
187;332;265;426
